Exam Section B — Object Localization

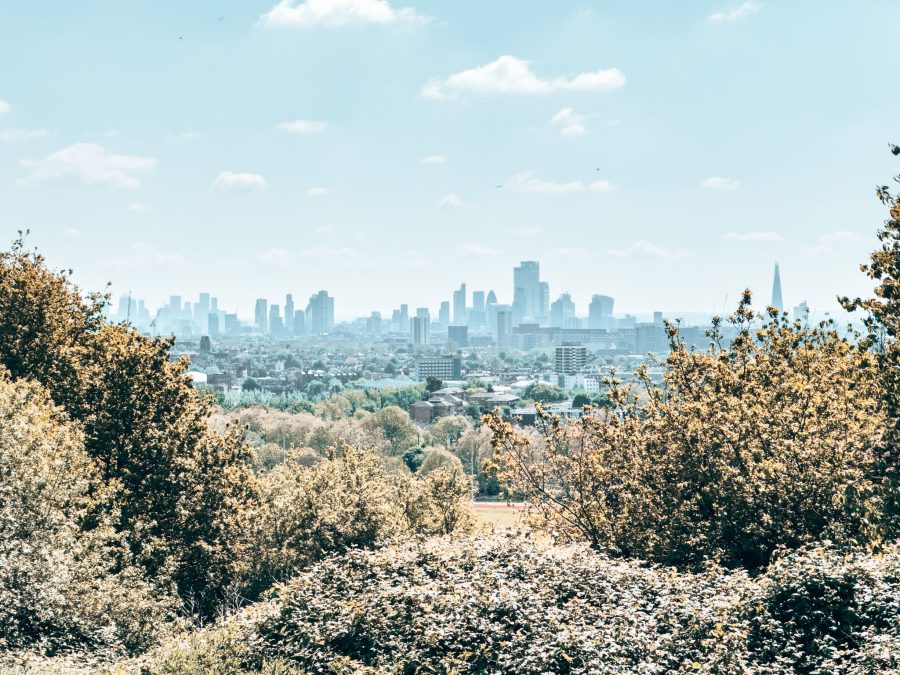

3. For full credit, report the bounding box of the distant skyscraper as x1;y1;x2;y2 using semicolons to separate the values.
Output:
306;291;334;335
254;298;268;334
452;283;467;324
550;293;576;328
438;301;450;326
367;311;382;337
472;290;485;314
410;315;430;348
284;294;295;334
512;261;549;325
588;295;614;330
293;309;306;336
486;290;497;305
771;263;784;312
448;325;469;348
495;304;514;348
269;304;283;335
793;300;808;322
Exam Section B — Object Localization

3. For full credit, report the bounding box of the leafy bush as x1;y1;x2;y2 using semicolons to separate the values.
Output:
142;537;899;674
490;295;887;569
0;373;179;657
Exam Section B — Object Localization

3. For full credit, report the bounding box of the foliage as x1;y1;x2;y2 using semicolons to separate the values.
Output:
424;376;443;395
490;295;886;569
141;537;898;675
841;146;900;528
0;373;179;657
360;406;419;455
0;238;257;619
520;382;568;404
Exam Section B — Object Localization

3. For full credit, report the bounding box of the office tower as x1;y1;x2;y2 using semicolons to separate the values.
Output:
399;304;409;331
306;291;334;335
169;295;182;312
495;304;514;348
555;344;587;375
438;301;450;326
391;309;402;331
448;325;469;348
293;309;306;336
772;263;784;312
410;315;430;348
269;304;283;335
115;293;131;322
486;290;497;306
512;261;549;325
208;312;220;337
199;335;212;353
550;293;576;328
210;296;218;314
653;311;664;324
416;307;430;320
254;298;268;334
367;311;382;337
472;291;485;314
588;295;614;329
224;313;240;336
284;294;295;334
197;293;210;324
793;300;808;322
452;283;467;324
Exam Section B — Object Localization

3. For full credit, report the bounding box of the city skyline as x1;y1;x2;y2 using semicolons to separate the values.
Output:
2;1;898;315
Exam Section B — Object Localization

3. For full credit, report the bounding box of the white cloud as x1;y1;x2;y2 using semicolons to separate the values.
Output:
701;176;741;190
607;240;678;260
422;55;625;100
438;193;474;209
0;128;49;142
509;226;542;236
506;171;614;194
19;143;156;188
315;225;333;234
105;243;185;271
305;187;330;197
722;231;783;242
0;100;10;114
550;107;588;137
278;119;328;134
461;244;496;257
261;0;424;27
127;202;150;213
177;131;203;141
813;230;861;255
709;1;761;22
421;154;446;165
212;171;267;191
256;247;291;267
62;227;82;237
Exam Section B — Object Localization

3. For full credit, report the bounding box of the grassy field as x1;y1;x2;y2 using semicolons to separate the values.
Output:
470;502;528;532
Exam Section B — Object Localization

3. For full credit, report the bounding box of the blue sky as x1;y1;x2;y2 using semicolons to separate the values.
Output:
1;0;898;320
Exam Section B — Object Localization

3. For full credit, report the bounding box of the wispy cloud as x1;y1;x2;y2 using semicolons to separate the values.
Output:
212;171;267;191
260;0;425;27
722;231;783;242
438;193;474;209
0;128;49;142
127;202;150;213
550;107;589;137
19;143;156;188
709;1;761;23
278;119;328;134
305;187;330;197
506;171;614;194
422;55;625;100
607;240;680;260
421;154;446;165
812;230;861;255
177;131;203;141
105;243;185;271
551;247;589;260
256;247;291;267
62;227;82;238
0;100;10;114
700;176;741;191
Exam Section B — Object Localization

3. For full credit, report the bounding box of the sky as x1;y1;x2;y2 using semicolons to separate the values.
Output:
1;0;899;320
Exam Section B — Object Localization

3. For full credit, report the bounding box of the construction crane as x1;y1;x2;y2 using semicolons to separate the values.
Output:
149;308;162;336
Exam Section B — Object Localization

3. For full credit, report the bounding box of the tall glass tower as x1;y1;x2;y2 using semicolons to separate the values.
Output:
771;263;784;313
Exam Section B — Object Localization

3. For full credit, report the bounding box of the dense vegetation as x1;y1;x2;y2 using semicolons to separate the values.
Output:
0;150;898;672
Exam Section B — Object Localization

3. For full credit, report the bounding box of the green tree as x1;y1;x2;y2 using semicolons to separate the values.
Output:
425;376;443;395
242;377;259;391
362;406;419;455
521;382;568;403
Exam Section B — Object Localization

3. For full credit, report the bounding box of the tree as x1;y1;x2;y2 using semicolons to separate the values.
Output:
0;238;256;618
521;382;568;404
242;377;259;391
426;415;472;450
490;294;885;569
305;379;326;400
571;392;591;408
425;376;443;395
841;145;900;529
362;406;419;455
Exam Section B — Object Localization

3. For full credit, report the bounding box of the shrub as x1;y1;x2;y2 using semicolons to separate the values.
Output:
490;295;886;569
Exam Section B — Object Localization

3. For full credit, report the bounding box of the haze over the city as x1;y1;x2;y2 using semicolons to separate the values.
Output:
1;0;898;318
